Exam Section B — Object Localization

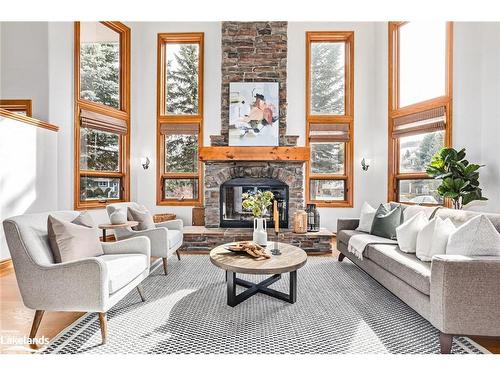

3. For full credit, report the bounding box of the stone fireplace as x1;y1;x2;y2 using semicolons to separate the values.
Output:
204;161;304;228
180;21;334;253
220;177;289;228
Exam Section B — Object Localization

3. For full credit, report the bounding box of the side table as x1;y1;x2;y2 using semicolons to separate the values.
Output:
98;221;139;242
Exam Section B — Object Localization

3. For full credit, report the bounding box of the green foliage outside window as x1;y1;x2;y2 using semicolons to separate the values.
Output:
80;43;120;108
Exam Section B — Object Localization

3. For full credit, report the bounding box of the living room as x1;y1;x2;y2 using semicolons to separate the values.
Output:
1;0;499;370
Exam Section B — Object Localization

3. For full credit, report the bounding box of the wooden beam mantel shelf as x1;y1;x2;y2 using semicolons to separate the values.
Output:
199;147;310;162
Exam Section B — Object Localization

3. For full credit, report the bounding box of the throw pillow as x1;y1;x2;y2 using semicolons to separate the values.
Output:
356;202;377;233
370;204;403;240
446;215;500;257
415;218;437;261
403;205;441;222
396;211;428;253
128;206;156;231
47;212;103;263
417;218;455;262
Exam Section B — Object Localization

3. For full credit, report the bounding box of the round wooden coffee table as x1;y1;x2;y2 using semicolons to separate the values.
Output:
209;242;307;307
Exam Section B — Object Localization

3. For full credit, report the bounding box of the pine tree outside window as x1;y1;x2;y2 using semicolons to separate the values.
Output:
388;22;453;205
157;33;204;206
306;32;354;207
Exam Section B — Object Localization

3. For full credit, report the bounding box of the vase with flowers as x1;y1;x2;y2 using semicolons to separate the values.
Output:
242;190;274;246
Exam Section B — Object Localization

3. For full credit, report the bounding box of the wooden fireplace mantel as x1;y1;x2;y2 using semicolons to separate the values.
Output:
199;146;310;162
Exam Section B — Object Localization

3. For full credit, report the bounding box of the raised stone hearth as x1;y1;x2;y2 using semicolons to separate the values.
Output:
180;226;333;254
204;161;304;228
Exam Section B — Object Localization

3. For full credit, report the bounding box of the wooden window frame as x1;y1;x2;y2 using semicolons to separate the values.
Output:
157;33;204;206
305;31;354;208
388;22;453;205
74;21;131;210
0;99;32;116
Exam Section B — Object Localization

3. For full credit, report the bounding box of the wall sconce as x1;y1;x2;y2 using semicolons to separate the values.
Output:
361;158;371;171
141;157;150;170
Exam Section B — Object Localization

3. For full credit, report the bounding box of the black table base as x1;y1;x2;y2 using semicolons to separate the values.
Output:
225;270;297;307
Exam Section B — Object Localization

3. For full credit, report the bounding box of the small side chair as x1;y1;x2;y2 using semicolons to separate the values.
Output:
106;202;183;274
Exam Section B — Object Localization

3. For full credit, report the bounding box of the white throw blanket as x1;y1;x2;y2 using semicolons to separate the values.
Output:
347;234;397;259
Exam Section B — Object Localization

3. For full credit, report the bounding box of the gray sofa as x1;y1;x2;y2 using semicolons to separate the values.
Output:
336;207;500;353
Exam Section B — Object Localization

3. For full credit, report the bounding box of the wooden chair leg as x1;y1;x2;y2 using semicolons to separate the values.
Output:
338;253;346;262
98;312;108;345
29;310;45;339
136;284;146;302
162;257;168;275
439;332;453;354
176;249;181;261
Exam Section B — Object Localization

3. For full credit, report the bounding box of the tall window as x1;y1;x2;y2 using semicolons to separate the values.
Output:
306;32;354;207
157;33;204;206
388;22;453;204
74;22;130;209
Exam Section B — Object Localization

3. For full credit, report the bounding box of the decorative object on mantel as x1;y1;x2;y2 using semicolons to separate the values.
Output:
152;213;176;224
361;158;371;171
228;82;279;147
293;209;308;234
242;190;274;246
426;147;488;209
306;204;320;232
224;241;271;260
192;206;205;226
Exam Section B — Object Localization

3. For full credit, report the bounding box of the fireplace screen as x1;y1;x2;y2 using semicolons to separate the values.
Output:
220;177;288;228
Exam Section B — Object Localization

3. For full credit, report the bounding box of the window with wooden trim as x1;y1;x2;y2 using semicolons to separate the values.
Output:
388;22;453;205
74;22;130;209
157;33;204;205
306;31;354;207
0;99;32;116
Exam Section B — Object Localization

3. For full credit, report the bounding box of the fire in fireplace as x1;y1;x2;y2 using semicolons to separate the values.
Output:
220;177;288;228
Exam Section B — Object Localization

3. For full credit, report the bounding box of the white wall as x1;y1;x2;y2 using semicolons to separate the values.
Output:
0;22;50;121
0;116;58;260
453;22;500;213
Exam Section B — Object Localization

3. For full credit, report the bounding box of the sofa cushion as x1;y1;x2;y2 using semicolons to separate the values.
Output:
364;244;431;295
167;229;183;249
128;206;155;231
446;215;500;257
337;230;365;246
370;204;403;239
99;254;148;294
48;212;103;263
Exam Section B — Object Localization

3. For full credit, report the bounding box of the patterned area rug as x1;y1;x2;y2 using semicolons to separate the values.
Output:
42;255;486;354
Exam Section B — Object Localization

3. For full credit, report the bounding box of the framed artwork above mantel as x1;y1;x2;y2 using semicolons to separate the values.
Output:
228;82;279;147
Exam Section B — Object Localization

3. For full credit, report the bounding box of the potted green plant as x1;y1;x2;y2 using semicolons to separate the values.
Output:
242;190;274;245
426;147;488;209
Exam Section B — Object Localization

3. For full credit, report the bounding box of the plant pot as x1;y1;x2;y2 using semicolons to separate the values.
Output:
253;217;268;246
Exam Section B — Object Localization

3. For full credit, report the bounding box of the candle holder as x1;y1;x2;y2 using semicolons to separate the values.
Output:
271;232;284;255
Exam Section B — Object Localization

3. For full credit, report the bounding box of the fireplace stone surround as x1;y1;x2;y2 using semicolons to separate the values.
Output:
204;161;304;228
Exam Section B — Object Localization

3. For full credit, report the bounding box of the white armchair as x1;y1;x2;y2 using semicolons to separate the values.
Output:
106;202;183;275
2;211;151;345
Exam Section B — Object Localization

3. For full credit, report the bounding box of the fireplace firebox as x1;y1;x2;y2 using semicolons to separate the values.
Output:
220;177;288;228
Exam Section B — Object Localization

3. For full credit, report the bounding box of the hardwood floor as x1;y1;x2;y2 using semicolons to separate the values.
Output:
0;264;83;354
1;249;499;354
